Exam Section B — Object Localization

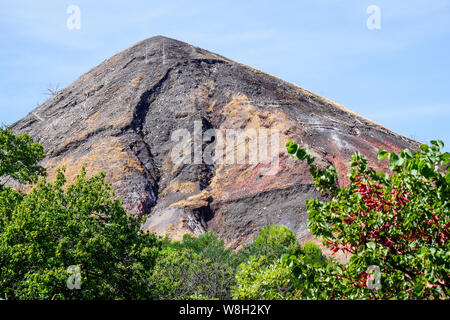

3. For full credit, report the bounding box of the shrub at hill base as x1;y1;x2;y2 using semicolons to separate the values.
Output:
0;126;160;299
0;167;160;299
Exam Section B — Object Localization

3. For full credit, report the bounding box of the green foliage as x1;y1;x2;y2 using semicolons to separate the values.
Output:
232;255;301;300
302;242;327;267
0;167;160;300
151;232;237;300
4;126;447;300
0;126;45;187
153;226;311;300
0;187;23;228
286;139;450;299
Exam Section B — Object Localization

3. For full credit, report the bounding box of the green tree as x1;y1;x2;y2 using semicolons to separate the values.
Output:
286;139;449;299
237;225;301;263
0;167;160;300
0;126;45;188
0;126;45;230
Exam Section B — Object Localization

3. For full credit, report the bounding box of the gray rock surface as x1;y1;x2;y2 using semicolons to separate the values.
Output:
11;36;419;247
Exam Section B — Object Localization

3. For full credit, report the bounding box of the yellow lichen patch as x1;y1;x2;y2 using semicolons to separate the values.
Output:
221;95;260;130
170;190;210;209
44;136;141;186
207;165;254;200
221;93;295;134
215;95;297;182
222;93;252;111
131;74;147;88
208;164;261;201
160;180;197;198
87;113;100;127
208;165;225;199
107;113;134;130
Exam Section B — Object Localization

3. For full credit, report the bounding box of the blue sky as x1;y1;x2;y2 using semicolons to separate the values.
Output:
1;0;449;150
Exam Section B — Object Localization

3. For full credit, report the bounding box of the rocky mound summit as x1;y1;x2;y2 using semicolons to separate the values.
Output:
11;36;419;247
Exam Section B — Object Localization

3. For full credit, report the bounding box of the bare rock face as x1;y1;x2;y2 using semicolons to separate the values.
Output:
11;36;419;247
